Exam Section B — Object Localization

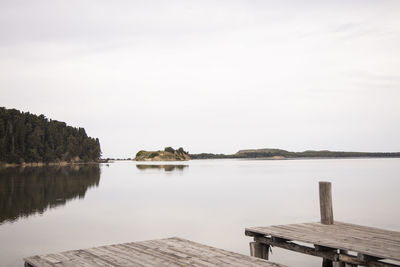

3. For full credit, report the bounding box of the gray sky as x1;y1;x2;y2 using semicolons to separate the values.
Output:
1;0;400;157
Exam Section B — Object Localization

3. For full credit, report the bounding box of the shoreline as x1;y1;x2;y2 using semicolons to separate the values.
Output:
2;156;399;168
0;160;108;168
190;156;400;160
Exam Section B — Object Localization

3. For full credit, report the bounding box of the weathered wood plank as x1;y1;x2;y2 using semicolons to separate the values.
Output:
254;236;400;267
24;256;57;267
254;236;339;261
153;238;250;266
152;237;280;266
246;221;400;263
25;250;119;267
24;237;287;267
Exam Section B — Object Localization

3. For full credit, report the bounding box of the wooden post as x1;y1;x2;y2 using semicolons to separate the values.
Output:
319;181;334;225
319;181;334;267
338;250;358;267
315;245;335;267
338;250;347;267
322;258;333;267
250;242;269;260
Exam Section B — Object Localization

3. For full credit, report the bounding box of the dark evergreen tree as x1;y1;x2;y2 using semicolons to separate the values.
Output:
0;107;101;163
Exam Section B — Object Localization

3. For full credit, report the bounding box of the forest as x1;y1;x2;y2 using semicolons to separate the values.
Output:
0;107;101;164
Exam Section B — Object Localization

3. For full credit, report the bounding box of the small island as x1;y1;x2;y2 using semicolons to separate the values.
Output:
134;147;190;161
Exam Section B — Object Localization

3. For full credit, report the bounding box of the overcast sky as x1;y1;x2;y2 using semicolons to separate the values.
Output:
1;0;399;157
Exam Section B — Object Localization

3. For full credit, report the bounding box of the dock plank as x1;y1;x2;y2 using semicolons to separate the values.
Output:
246;221;400;262
24;237;286;267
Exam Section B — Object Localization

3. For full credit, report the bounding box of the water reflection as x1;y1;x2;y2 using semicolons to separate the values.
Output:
0;165;101;224
136;164;188;172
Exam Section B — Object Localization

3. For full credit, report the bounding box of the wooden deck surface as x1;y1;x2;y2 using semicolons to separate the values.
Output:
24;237;286;267
246;221;400;262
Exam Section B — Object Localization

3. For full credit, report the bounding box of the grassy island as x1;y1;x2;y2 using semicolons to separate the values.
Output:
134;147;190;161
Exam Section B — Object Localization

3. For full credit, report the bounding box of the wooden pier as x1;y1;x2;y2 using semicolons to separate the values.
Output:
245;182;400;267
24;237;286;267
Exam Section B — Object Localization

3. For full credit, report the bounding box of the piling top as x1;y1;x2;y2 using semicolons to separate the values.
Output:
319;181;334;225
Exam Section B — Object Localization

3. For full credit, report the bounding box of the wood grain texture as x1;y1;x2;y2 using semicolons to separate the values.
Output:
252;236;400;267
246;221;400;262
319;181;334;225
250;242;269;260
24;237;286;267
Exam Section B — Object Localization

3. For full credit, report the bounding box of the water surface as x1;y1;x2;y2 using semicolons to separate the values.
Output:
0;159;399;266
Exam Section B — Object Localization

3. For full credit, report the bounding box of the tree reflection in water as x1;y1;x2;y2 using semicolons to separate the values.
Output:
0;165;101;224
136;164;188;172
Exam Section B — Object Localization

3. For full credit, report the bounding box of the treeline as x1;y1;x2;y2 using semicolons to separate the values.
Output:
0;107;101;164
190;148;400;159
190;153;236;159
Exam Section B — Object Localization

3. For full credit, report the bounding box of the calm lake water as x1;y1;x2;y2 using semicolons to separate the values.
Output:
0;158;399;266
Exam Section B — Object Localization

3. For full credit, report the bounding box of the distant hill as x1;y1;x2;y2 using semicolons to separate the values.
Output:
0;107;101;164
135;147;190;161
190;148;400;159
